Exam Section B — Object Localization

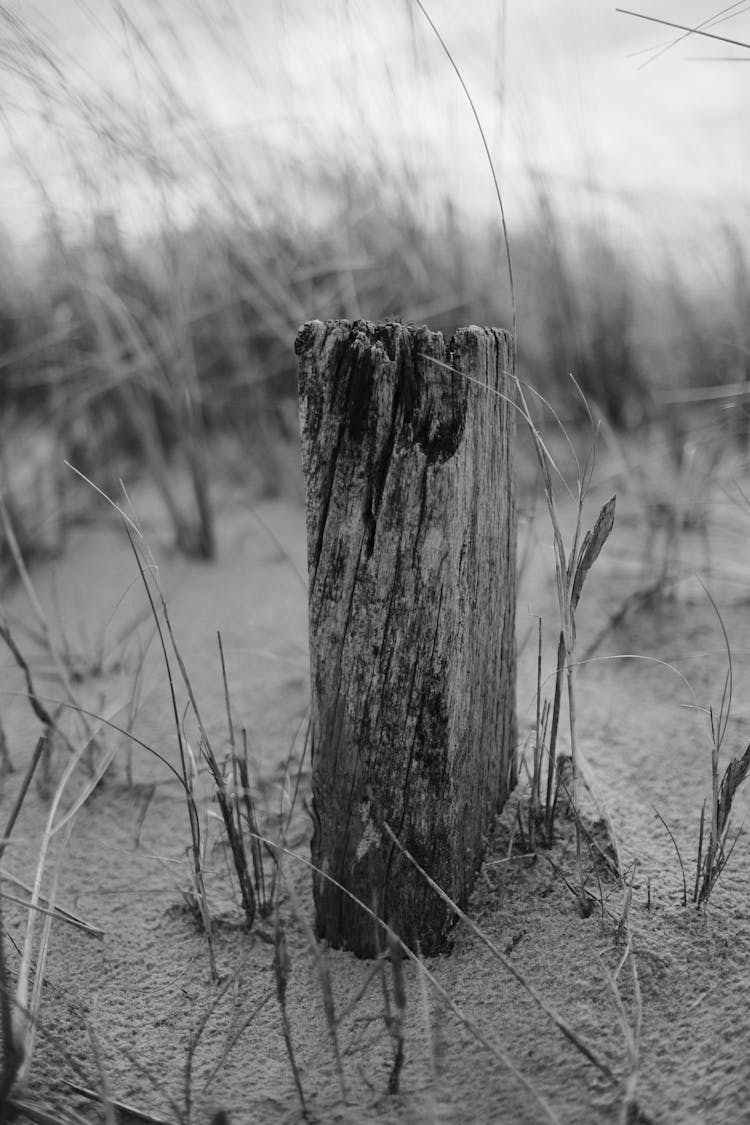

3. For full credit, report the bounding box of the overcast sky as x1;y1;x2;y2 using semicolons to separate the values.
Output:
2;1;749;263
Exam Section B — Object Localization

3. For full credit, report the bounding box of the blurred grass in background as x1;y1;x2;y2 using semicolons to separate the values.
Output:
0;0;748;568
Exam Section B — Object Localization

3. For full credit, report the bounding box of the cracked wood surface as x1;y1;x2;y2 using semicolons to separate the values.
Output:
296;319;516;957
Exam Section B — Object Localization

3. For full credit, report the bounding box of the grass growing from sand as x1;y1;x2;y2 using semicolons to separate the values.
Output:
1;2;750;1123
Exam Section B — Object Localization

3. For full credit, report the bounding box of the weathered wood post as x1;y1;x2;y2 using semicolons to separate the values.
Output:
295;319;516;958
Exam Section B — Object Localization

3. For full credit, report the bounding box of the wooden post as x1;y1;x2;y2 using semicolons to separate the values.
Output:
295;320;516;958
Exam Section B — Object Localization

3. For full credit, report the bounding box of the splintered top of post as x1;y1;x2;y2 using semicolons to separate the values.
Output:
296;318;513;469
295;318;512;361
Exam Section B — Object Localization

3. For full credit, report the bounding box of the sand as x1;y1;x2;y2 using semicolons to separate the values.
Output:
1;462;749;1125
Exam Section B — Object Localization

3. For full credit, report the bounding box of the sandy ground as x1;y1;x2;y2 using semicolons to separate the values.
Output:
1;451;750;1125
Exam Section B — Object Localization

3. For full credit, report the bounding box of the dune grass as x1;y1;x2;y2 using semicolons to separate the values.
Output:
0;2;749;1123
0;2;747;573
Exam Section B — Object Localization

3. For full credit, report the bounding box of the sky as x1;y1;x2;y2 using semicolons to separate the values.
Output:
1;1;749;266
